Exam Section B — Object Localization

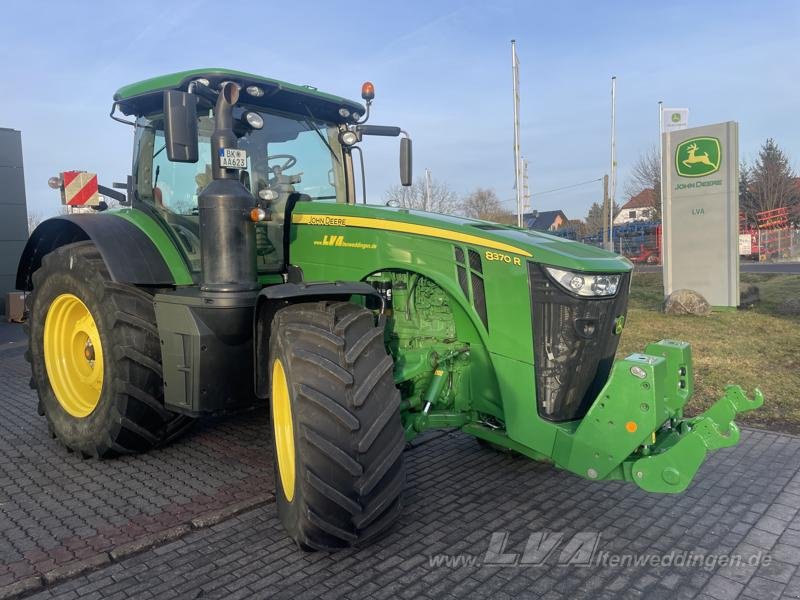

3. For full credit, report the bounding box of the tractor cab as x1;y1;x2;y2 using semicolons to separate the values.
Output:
113;70;360;275
112;69;408;276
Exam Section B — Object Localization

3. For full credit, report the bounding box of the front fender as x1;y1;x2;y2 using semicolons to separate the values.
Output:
252;281;385;399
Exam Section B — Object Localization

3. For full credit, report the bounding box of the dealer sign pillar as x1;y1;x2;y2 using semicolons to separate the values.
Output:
662;122;739;309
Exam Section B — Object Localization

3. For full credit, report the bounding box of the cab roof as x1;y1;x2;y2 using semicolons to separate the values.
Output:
113;68;365;124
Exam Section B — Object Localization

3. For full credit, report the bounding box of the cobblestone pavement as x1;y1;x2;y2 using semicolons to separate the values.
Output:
3;345;800;599
0;323;26;348
0;347;273;596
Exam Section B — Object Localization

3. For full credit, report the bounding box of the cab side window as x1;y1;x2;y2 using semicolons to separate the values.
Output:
151;119;216;215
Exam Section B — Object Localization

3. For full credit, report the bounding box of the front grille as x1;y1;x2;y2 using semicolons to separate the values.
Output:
471;271;488;329
454;245;488;330
457;265;469;298
468;249;483;273
528;263;630;422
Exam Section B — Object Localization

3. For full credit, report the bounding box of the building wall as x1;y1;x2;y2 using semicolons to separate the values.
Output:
0;128;28;315
551;214;566;230
613;206;655;226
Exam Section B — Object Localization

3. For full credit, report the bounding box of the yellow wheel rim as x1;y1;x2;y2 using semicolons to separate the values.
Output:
43;293;104;418
272;359;296;502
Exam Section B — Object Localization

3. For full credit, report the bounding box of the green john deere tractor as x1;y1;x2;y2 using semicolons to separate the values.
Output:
18;69;762;551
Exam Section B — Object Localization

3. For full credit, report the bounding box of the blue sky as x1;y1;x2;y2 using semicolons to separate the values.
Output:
2;0;798;221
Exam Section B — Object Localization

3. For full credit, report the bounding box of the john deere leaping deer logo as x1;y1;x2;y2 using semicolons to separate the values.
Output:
675;137;721;177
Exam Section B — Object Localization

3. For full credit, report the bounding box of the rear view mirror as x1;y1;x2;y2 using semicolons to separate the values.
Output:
357;125;402;137
400;137;412;186
163;91;199;163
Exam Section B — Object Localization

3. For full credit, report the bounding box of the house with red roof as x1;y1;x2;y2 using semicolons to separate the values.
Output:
614;188;657;225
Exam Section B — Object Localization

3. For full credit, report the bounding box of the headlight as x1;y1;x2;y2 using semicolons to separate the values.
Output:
545;267;621;297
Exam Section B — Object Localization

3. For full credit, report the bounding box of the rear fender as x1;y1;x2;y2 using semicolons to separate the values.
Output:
16;214;181;290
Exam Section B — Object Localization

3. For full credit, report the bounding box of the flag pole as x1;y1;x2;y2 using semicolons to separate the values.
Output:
512;40;523;228
609;76;617;251
522;157;530;214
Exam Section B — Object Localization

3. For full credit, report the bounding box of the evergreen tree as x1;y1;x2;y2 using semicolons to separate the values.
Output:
749;138;797;215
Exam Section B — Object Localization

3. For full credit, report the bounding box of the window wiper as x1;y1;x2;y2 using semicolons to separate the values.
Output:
302;103;340;165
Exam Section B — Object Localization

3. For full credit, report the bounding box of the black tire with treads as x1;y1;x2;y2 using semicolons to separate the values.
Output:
269;301;405;550
26;241;193;458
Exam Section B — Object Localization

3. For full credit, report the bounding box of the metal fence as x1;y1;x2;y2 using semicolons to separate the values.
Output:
570;222;663;265
553;223;800;265
752;227;800;262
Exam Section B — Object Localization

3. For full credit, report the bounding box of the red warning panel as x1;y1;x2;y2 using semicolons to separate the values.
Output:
61;171;100;206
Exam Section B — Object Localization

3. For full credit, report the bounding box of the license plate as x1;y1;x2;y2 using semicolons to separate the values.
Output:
219;148;247;169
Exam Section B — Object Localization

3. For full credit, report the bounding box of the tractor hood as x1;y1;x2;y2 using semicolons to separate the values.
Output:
291;202;632;274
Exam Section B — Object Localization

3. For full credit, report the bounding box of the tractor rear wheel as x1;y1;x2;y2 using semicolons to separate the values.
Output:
26;241;192;458
268;301;405;550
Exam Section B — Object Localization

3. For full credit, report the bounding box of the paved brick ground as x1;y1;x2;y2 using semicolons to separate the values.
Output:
14;421;800;596
0;347;273;594
0;323;26;348
3;343;800;599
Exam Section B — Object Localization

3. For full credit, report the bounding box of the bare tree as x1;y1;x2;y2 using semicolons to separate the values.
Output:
101;195;122;211
384;176;460;215
747;138;797;216
623;145;661;219
27;211;43;235
462;188;515;224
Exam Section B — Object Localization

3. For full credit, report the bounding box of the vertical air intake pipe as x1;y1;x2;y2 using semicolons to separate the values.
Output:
198;82;258;292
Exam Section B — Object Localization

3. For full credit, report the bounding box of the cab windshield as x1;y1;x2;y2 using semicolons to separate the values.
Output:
134;108;346;273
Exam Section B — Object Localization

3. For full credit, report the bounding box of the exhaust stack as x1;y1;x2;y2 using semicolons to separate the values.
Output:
198;82;258;292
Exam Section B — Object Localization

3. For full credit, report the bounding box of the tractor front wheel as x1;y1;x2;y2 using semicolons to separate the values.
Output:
268;301;405;550
27;241;192;457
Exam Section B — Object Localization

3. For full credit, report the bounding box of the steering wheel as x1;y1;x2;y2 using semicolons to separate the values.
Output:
266;154;297;171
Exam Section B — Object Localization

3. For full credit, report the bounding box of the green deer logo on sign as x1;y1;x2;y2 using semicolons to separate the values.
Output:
675;137;721;177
